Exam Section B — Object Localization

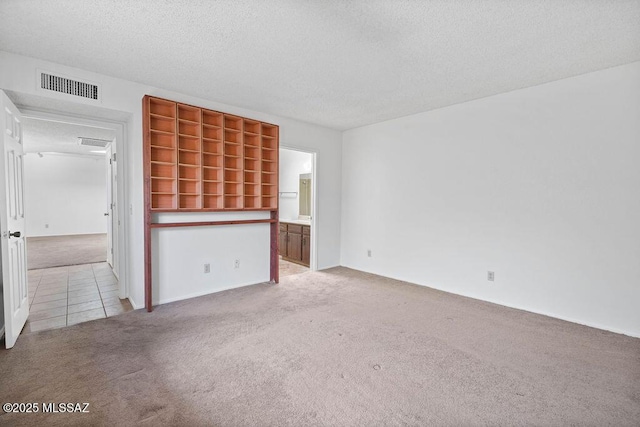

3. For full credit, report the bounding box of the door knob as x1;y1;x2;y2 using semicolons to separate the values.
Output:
9;231;21;238
104;213;110;216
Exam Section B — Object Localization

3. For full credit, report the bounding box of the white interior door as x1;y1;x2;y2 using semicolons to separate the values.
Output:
0;91;28;349
110;147;118;278
105;145;113;267
106;144;118;276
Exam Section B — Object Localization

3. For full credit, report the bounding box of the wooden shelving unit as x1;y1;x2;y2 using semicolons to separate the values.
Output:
261;123;278;210
243;119;261;209
144;96;278;213
177;104;202;210
148;97;178;210
143;95;279;311
224;114;244;210
202;110;224;209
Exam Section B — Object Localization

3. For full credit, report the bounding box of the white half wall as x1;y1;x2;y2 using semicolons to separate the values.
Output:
24;154;107;237
279;148;313;221
341;61;640;337
152;212;271;305
0;51;342;308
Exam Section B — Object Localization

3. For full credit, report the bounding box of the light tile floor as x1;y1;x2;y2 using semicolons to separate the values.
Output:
24;262;133;334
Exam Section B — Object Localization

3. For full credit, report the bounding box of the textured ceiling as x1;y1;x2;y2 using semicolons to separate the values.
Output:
1;1;639;130
22;117;115;156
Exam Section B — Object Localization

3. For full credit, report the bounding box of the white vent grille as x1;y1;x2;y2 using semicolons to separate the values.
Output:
40;72;99;100
78;137;111;148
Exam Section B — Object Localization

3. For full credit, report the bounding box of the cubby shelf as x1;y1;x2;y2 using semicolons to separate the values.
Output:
143;95;280;311
150;129;175;136
144;95;278;212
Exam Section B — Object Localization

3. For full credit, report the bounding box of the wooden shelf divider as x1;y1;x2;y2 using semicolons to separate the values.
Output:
143;95;279;312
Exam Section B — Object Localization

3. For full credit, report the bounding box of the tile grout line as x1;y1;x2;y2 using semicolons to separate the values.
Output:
29;272;43;307
92;263;108;319
67;266;100;326
28;267;68;333
25;264;124;333
26;272;41;333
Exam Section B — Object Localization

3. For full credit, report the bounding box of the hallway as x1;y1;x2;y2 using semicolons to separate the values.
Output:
26;233;107;270
24;262;133;333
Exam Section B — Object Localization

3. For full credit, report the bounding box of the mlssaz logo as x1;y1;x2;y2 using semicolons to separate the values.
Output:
42;402;90;413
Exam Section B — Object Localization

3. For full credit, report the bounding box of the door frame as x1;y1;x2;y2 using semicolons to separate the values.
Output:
19;108;129;299
105;144;117;271
279;146;318;271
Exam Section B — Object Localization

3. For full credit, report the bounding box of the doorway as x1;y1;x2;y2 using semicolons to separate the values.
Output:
19;116;131;332
278;147;316;278
22;116;114;269
1;91;131;347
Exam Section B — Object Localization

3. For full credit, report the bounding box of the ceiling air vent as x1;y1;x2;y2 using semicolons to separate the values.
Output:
78;137;111;148
40;72;99;100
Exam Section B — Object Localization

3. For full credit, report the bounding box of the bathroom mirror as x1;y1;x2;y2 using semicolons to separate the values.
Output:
299;173;312;218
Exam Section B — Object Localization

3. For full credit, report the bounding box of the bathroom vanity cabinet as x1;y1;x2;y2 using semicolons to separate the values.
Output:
279;222;310;267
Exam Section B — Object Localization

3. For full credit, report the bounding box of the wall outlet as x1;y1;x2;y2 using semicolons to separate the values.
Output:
234;259;240;269
204;263;210;274
367;249;372;257
488;271;495;281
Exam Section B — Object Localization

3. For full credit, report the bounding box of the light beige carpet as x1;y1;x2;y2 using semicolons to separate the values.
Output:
1;267;639;426
27;234;107;270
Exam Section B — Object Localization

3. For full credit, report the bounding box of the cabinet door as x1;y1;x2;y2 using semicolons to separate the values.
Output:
287;232;302;262
301;234;310;266
279;229;288;257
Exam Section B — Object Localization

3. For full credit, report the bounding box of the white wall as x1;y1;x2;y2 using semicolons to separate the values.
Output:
279;148;313;221
341;61;640;337
0;51;342;308
152;211;270;304
24;154;107;236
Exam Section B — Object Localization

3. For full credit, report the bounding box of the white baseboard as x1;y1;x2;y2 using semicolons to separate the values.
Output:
156;280;269;306
342;264;640;339
317;263;341;270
